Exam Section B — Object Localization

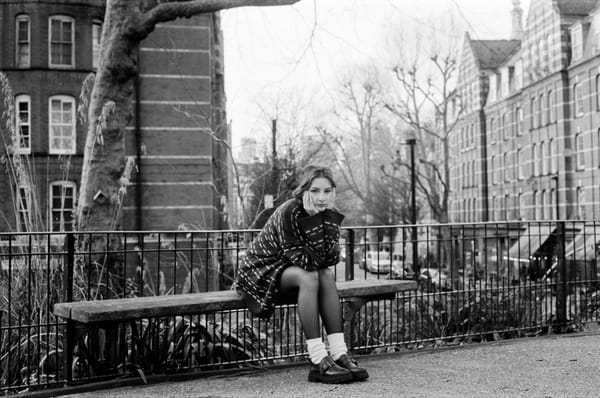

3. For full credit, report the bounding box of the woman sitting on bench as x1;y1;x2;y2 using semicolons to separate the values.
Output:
236;165;368;384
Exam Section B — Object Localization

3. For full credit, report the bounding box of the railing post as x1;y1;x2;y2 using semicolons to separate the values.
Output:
555;221;567;330
64;233;75;384
345;229;354;281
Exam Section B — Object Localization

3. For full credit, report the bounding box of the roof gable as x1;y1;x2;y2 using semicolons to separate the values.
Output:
470;40;521;69
555;0;599;16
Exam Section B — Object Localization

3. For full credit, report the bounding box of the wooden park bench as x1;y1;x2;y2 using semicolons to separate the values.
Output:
54;278;416;378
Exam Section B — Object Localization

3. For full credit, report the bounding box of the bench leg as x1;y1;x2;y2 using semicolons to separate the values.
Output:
342;298;367;348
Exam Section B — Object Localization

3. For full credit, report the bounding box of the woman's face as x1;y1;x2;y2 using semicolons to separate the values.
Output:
308;177;334;212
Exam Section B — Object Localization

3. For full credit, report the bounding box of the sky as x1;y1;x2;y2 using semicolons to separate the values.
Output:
221;0;531;157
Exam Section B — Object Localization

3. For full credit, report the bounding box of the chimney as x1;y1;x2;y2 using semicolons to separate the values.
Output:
510;0;524;40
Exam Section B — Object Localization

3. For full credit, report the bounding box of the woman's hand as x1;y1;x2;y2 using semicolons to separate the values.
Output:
302;191;318;216
327;187;336;209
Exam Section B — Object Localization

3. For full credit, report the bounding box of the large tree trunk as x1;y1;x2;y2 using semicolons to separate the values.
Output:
77;1;138;232
76;0;301;232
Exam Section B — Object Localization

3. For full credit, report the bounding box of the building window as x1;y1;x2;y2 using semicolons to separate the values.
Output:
504;194;509;220
576;132;585;170
574;82;584;117
49;15;75;68
539;94;545;125
535;191;542;220
540;141;547;175
576;187;585;219
537;142;543;176
15;94;31;153
49;96;76;154
92;20;103;69
16;14;30;68
516;107;522;136
515;60;523;89
531;97;537;129
50;181;76;231
16;186;30;232
597;129;600;168
571;24;583;61
550;189;556;219
548;89;555;122
596;75;600;111
547;34;553;68
517;149;523;180
503;152;509;182
532;143;537;176
541;190;546;220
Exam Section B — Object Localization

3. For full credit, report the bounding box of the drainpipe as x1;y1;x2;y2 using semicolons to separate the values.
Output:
135;48;142;231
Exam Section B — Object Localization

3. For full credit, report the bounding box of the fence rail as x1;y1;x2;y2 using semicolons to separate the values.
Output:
1;221;599;395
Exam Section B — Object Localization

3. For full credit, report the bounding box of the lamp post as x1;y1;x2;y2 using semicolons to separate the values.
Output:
399;138;418;278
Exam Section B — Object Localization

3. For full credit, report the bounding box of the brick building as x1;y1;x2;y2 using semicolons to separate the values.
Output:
451;0;600;262
0;0;230;232
452;0;600;222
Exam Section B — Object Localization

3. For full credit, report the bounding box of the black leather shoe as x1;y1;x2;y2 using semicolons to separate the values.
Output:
308;356;353;384
335;354;369;381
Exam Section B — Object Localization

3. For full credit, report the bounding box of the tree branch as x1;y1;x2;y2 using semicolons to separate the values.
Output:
135;0;300;38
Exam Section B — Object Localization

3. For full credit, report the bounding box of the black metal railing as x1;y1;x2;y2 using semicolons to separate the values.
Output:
1;221;599;394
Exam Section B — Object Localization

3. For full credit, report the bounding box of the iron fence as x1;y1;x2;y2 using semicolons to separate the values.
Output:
1;221;600;395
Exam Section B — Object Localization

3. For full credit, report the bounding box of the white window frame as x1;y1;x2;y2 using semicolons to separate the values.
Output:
515;60;523;90
576;132;585;170
574;82;584;117
49;181;76;232
531;97;537;129
16;185;30;232
48;95;76;155
532;143;538;176
548;89;555;122
517;149;523;180
577;186;585;219
572;24;583;61
49;15;75;68
92;20;102;69
15;14;30;68
15;94;31;154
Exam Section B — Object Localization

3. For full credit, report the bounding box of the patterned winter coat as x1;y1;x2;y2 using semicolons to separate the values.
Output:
236;198;344;319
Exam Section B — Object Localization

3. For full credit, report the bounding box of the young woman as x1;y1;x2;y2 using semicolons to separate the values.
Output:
236;165;368;384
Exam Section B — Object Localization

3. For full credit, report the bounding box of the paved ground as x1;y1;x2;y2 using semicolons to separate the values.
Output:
63;333;600;398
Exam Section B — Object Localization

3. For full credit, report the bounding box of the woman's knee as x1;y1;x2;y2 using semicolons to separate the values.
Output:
298;270;319;290
318;267;335;283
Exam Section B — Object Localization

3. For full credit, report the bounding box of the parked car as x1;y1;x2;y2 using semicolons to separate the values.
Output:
360;251;413;279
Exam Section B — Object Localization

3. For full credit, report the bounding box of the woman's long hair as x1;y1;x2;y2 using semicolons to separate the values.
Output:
292;165;336;200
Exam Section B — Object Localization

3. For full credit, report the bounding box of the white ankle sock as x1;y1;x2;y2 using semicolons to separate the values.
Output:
327;333;348;360
306;338;328;364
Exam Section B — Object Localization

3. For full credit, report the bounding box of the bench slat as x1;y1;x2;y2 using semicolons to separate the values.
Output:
54;279;416;324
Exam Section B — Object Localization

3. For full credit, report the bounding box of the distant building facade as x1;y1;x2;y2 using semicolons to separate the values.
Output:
451;0;600;224
0;0;230;232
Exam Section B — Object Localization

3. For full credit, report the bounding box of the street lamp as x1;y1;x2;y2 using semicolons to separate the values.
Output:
398;138;418;278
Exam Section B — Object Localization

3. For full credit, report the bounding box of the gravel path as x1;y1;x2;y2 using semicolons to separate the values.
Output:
63;333;600;398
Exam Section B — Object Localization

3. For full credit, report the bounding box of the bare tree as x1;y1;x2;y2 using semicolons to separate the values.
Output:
385;51;462;225
76;0;301;233
316;67;391;224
